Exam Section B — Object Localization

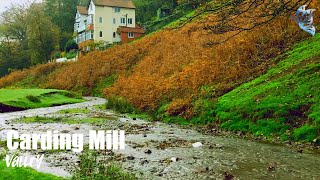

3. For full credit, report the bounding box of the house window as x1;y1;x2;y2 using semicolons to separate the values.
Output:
100;31;103;37
99;17;103;23
113;18;116;24
120;17;126;24
114;7;120;12
128;18;133;25
128;32;134;38
91;31;94;39
113;32;116;38
78;34;82;42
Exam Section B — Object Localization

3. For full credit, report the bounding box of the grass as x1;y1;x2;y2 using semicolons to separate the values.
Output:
93;104;106;110
0;139;6;147
58;108;91;114
210;34;320;142
0;161;64;180
72;151;135;180
92;74;117;97
104;96;156;121
105;96;136;114
0;89;83;110
20;116;117;125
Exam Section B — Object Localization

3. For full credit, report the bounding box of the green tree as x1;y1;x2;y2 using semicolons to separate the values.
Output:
26;4;60;64
133;0;178;24
44;0;79;50
0;5;31;76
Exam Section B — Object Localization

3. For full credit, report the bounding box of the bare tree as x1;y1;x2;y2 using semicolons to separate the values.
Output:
175;0;314;45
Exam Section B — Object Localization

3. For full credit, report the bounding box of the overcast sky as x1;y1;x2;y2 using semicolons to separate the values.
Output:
0;0;42;14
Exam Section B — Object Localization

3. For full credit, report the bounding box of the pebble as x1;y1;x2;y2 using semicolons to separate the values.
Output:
127;156;135;160
144;149;152;154
170;157;180;162
192;142;203;148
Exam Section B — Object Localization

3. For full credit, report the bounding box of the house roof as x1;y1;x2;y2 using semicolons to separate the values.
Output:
119;24;145;34
92;0;135;9
77;6;88;15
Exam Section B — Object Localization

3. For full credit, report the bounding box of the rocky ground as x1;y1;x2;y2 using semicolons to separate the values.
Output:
1;97;320;179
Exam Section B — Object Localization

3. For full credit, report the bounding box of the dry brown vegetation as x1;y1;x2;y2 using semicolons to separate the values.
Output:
0;1;318;116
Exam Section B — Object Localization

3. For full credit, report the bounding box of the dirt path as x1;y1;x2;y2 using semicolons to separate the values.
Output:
1;97;320;179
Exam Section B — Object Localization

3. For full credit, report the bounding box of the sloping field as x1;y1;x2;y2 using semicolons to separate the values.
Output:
0;89;83;112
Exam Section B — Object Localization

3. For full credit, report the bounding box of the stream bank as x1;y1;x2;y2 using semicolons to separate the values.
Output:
0;97;319;179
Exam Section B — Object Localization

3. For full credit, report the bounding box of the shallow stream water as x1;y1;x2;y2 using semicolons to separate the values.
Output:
0;97;319;179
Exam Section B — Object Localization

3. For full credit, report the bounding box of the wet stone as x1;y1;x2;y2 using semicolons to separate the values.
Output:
127;156;135;160
140;159;149;165
144;149;152;154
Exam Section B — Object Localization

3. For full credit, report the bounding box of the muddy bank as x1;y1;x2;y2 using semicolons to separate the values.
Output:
0;103;26;113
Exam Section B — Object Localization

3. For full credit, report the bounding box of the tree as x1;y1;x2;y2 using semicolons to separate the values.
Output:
44;0;79;50
133;0;178;24
26;3;60;64
0;5;31;76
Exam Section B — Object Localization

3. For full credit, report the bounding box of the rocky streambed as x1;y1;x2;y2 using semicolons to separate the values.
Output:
0;97;320;179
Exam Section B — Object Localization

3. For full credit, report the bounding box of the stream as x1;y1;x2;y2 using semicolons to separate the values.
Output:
0;97;319;179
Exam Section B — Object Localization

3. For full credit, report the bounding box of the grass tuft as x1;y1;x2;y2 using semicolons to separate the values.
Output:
72;151;135;180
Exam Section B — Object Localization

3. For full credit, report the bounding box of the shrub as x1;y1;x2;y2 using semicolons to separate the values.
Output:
52;52;61;59
105;96;136;114
65;51;77;59
166;98;194;119
60;51;66;58
61;91;82;99
65;39;78;52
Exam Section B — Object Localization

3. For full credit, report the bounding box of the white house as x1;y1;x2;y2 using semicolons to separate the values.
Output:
74;0;144;46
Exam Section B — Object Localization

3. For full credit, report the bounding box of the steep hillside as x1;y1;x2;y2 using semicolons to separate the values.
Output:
0;1;318;143
207;35;320;142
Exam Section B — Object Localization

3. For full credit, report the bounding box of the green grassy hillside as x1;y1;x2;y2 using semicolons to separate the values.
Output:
211;34;320;142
